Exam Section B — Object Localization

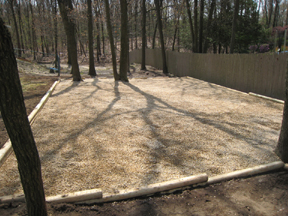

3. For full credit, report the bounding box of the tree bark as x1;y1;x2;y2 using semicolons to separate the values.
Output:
199;0;204;53
54;0;58;68
88;0;96;77
58;0;81;81
119;0;129;82
134;0;138;49
185;0;194;52
155;0;168;74
230;0;240;54
152;22;157;49
95;5;101;63
104;0;119;80
9;0;21;57
194;0;198;53
29;1;37;60
275;61;288;162
141;0;146;70
203;0;216;53
0;18;47;216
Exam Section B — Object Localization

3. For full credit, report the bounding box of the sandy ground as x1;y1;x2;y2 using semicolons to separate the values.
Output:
0;75;283;198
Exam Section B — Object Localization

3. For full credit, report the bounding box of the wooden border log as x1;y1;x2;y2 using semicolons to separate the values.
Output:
0;140;12;167
0;80;60;168
248;92;284;104
28;80;60;122
0;194;25;203
46;188;102;204
207;161;284;185
79;173;208;204
0;189;102;204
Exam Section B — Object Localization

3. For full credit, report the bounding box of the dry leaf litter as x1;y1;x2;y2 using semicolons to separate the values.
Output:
0;76;283;197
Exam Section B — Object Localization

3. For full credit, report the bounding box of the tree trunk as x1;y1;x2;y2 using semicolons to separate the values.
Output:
194;0;198;53
268;0;273;27
54;0;58;68
9;0;21;57
101;21;105;55
152;22;157;49
29;1;37;60
58;0;81;81
155;0;168;74
119;0;129;82
95;7;101;63
273;0;279;27
134;1;138;49
104;0;119;80
0;18;47;216
275;61;288;162
141;0;146;70
185;0;194;52
230;0;240;54
88;0;96;77
203;0;216;53
199;0;204;53
17;1;25;53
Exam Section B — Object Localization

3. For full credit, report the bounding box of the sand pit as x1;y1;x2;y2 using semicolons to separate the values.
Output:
0;76;283;197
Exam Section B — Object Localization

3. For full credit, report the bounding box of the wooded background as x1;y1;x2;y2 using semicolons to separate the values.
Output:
1;0;287;59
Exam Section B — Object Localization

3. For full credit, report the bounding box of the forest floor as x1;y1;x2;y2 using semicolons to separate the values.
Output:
0;59;288;216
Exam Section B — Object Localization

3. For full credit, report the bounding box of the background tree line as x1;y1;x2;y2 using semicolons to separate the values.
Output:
2;0;288;59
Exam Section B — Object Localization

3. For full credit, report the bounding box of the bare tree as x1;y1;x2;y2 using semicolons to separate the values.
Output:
88;0;96;77
230;0;240;54
185;0;194;52
58;0;81;81
155;0;168;74
0;17;47;216
141;0;146;70
119;0;129;81
104;0;119;80
8;0;21;57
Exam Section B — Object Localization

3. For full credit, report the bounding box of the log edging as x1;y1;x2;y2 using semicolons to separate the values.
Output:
0;80;60;168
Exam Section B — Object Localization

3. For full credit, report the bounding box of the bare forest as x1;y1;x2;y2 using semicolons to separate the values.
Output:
1;0;288;64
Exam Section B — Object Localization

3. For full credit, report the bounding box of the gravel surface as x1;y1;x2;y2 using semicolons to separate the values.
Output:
0;76;283;198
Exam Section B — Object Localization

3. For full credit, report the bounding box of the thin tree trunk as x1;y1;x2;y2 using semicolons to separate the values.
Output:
88;0;96;77
194;0;198;53
185;0;194;52
95;6;101;63
199;0;204;53
0;18;47;216
9;0;21;57
275;60;288;162
141;0;146;70
119;0;129;82
268;0;273;27
17;1;25;52
230;0;240;54
135;1;138;49
29;1;37;60
54;0;58;68
104;0;119;80
203;0;216;53
155;0;168;74
58;0;81;81
152;22;157;49
101;20;105;55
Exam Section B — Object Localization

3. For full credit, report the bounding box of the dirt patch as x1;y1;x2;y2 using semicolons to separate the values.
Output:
1;171;288;216
0;61;58;148
0;75;283;196
0;62;287;216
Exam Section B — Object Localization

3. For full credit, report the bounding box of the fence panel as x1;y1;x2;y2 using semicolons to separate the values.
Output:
129;49;287;100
